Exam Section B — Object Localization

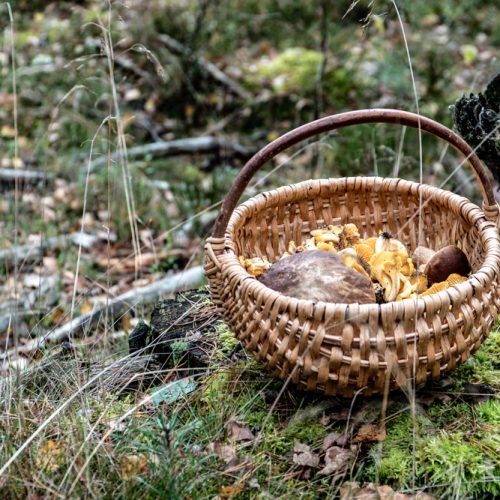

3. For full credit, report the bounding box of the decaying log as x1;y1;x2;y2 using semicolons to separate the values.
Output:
0;266;205;361
129;289;224;368
89;136;256;171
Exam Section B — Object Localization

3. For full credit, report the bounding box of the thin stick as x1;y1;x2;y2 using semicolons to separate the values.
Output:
0;266;204;361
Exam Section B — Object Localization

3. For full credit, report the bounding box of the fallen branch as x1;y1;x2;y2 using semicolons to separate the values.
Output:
0;265;205;360
0;233;98;268
0;168;50;184
89;136;256;171
158;33;251;100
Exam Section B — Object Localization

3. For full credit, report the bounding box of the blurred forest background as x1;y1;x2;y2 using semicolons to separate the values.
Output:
0;1;498;498
1;0;498;337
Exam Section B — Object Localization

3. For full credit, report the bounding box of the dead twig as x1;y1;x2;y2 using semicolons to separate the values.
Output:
158;33;251;100
0;168;51;184
0;265;205;361
89;136;256;171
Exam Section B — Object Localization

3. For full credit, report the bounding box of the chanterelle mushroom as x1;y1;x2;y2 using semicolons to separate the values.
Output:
369;251;401;302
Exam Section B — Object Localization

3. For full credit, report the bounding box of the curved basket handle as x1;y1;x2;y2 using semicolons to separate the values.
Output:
212;108;497;238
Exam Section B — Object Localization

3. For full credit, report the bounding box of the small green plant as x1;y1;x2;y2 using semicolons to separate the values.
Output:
170;340;189;364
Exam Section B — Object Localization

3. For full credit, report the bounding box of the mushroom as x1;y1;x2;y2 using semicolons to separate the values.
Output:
424;245;471;285
353;243;374;265
339;223;361;248
396;275;413;300
369;251;401;302
446;273;467;286
420;281;450;296
410;274;428;294
363;237;378;252
338;248;370;277
375;231;408;255
258;250;376;304
412;246;436;268
239;256;272;277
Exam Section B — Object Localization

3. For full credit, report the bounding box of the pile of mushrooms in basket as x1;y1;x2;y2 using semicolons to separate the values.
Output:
240;224;471;305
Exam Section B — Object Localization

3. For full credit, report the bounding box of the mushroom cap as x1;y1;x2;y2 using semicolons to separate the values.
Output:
424;245;471;285
258;250;376;304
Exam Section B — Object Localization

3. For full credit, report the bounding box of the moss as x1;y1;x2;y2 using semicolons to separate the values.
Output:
214;322;239;359
377;448;413;487
426;401;473;429
259;419;326;455
250;48;323;93
365;412;434;488
475;399;500;426
419;431;499;498
452;328;500;387
170;340;189;363
199;370;231;410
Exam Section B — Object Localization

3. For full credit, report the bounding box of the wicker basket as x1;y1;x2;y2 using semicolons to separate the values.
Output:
204;109;500;397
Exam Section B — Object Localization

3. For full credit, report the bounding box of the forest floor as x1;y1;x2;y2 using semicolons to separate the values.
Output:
0;1;499;498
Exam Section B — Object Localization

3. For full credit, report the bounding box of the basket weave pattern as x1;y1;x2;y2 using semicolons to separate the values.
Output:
205;110;500;397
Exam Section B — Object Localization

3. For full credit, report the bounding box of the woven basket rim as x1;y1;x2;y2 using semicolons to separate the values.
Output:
218;176;500;314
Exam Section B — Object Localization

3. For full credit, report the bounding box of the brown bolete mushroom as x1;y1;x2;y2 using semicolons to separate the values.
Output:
424;245;471;285
258;250;376;304
412;246;436;268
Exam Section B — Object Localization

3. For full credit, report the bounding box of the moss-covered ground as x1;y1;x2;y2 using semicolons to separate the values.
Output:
1;321;498;498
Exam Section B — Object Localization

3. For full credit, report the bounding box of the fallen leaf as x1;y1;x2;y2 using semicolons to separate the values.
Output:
219;482;245;499
23;273;42;288
207;442;238;464
80;300;94;315
1;125;15;138
339;481;433;500
72;232;98;249
318;446;352;476
322;432;349;450
42;256;59;274
50;307;66;325
148;378;197;406
227;420;255;442
354;423;386;443
293;442;319;468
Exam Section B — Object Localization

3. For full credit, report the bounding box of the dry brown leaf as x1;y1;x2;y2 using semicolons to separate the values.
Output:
293;442;319;468
207;442;238;464
339;481;434;500
96;252;165;273
42;256;59;274
120;454;148;479
80;300;94;315
319;446;353;476
322;432;349;450
219;482;245;499
50;308;66;325
354;423;386;443
227;420;255;442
